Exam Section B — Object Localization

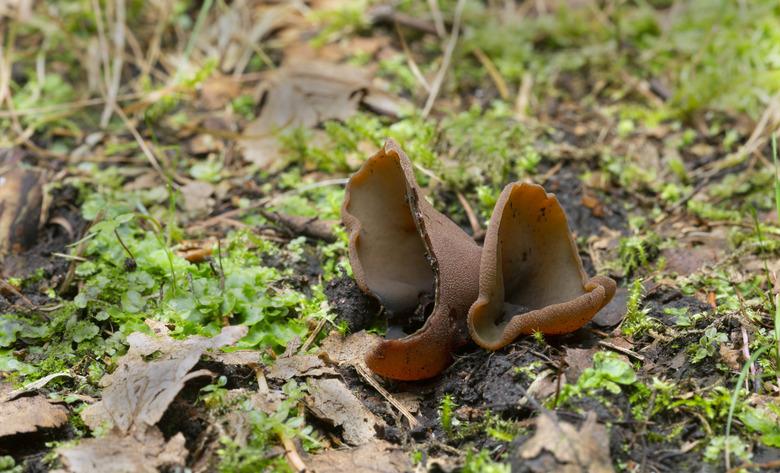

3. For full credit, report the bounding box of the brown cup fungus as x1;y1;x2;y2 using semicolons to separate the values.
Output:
467;183;616;350
341;140;481;380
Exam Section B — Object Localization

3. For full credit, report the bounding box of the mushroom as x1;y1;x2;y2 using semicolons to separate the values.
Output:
0;156;43;259
341;140;481;380
467;182;616;350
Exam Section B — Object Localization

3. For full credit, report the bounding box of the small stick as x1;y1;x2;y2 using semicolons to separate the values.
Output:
597;340;645;362
472;47;509;101
456;191;483;239
394;21;431;93
426;0;446;37
279;433;308;473
422;0;466;117
355;364;418;428
299;318;327;354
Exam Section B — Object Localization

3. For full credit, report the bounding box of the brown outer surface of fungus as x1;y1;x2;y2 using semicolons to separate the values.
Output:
341;139;481;380
0;164;43;258
467;182;616;350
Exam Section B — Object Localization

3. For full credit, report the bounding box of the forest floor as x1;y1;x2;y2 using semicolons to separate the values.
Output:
1;1;780;472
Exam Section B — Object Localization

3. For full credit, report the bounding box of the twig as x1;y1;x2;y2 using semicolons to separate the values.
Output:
260;210;337;243
0;279;33;307
368;5;439;35
427;0;446;38
728;459;780;473
100;0;125;127
597;340;645;362
394;22;431;93
422;0;466;117
456;191;483;239
354;363;419;428
515;72;533;120
472;47;509;101
299;318;327;354
114;105;172;185
279;433;308;473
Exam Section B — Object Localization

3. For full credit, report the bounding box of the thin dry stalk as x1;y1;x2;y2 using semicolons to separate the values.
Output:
394;22;430;93
422;0;466;117
279;433;308;473
514;72;533;120
114;106;172;185
472;47;509;100
456;191;483;238
426;0;446;37
101;0;126;126
355;363;418;428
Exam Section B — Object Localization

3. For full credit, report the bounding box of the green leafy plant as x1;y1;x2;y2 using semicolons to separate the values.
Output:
217;381;319;472
439;394;458;435
621;278;655;337
689;326;728;364
461;449;510;473
557;351;637;405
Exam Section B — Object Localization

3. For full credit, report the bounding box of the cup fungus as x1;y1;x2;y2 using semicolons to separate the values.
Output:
467;183;616;350
341;140;481;380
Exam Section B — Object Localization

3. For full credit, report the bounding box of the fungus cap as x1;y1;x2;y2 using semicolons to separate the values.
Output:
467;182;616;350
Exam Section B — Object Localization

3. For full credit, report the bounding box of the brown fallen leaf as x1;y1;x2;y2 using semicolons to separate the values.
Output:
719;344;741;371
591;287;627;327
239;60;396;170
0;383;69;438
564;347;599;382
307;439;411;472
175;238;216;263
180;180;216;217
318;330;382;368
81;323;247;433
266;354;338;381
0;151;44;258
515;411;614;473
199;74;241;110
661;246;721;277
305;377;378;446
55;427;187;473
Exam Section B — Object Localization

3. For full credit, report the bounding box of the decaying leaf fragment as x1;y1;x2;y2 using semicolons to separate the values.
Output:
305;377;378;446
307;439;412;473
266;354;337;381
81;322;247;432
0;383;68;438
239;60;394;170
515;411;614;473
55;428;187;473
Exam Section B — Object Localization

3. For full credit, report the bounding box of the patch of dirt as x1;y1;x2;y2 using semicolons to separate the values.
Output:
1;184;85;307
325;276;381;332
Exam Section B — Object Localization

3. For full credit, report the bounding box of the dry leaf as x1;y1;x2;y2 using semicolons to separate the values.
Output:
199;75;241;110
318;330;382;367
81;323;247;433
266;354;337;381
592;287;627;327
55;427;187;473
305;377;378;446
307;439;411;472
719;344;741;371
522;370;562;405
516;411;613;473
0;384;68;438
239;61;396;170
564;347;598;382
180;181;216;217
